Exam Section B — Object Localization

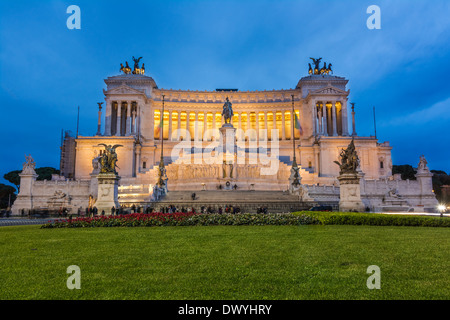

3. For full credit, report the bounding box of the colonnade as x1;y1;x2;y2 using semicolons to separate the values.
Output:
104;100;140;136
153;110;301;141
312;100;349;137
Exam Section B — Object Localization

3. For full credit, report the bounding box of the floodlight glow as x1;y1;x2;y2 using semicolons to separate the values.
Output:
437;205;446;212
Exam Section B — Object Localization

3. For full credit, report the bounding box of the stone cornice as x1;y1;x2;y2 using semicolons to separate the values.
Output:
150;101;302;112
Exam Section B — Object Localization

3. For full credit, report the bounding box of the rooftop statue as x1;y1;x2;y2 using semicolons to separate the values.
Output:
310;57;322;74
120;61;132;74
309;58;333;75
22;154;36;174
97;144;123;174
334;139;360;175
417;155;430;173
132;56;145;75
120;57;145;75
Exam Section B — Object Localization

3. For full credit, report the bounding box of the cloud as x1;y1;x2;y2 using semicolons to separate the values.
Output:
380;96;450;127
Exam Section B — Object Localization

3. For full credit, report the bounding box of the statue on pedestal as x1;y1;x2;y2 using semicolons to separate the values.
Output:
22;154;36;174
97;144;123;174
222;97;234;125
417;155;430;173
335;139;365;212
334;139;359;175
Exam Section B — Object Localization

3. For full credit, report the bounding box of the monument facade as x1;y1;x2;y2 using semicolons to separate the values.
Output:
11;57;439;214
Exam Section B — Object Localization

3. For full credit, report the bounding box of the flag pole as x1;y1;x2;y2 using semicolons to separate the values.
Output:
291;94;300;188
373;106;377;139
291;95;297;166
157;94;166;189
76;106;80;138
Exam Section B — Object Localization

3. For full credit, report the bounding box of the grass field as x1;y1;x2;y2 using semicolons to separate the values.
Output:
0;224;448;300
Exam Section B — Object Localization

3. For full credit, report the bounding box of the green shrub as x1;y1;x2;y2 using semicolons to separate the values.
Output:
293;211;450;227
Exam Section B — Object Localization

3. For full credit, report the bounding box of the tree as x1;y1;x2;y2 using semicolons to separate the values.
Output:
392;165;417;181
35;167;60;181
3;170;21;192
431;170;450;203
0;184;16;209
3;167;60;193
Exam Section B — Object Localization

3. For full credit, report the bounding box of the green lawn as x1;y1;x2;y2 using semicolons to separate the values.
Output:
0;224;448;300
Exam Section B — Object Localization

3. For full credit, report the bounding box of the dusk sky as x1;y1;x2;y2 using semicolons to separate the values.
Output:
1;0;450;186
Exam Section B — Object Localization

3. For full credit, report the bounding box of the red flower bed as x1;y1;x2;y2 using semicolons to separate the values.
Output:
42;212;199;228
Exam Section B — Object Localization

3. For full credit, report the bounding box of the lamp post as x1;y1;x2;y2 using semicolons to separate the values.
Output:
157;94;166;189
291;95;300;188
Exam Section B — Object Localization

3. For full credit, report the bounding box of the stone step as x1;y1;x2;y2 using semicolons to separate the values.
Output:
160;190;301;202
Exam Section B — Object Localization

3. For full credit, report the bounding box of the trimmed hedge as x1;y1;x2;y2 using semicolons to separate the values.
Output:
294;211;450;228
40;212;319;228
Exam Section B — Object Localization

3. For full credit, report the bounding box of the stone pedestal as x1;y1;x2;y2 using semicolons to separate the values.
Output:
94;173;120;215
11;172;38;215
338;173;365;212
289;165;302;194
219;124;236;161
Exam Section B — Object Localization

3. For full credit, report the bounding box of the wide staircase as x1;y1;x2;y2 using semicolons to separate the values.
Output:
150;190;315;213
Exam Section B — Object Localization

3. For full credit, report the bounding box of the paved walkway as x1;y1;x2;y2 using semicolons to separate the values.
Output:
0;217;60;227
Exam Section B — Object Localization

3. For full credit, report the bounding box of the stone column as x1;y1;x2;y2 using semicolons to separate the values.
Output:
186;112;190;141
351;104;357;136
332;101;338;136
116;101;122;136
139;103;146;139
312;100;317;137
264;111;268;141
281;111;286;140
203;112;207;141
317;104;323;135
137;103;141;137
97;103;102;136
342;100;349;136
256;112;260;141
323;104;328;136
238;112;242;141
177;111;181;140
168;110;173;141
131;109;136;135
313;144;320;174
126;101;132;136
194;112;199;141
272;112;277;140
105;99;112;136
135;144;141;175
247;112;251;140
